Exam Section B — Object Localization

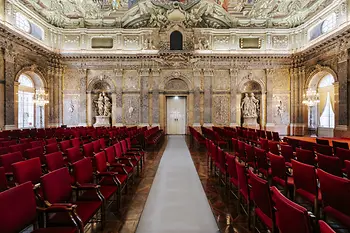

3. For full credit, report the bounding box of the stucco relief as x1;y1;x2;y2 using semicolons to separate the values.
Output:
64;69;84;90
237;70;266;92
212;95;229;125
272;69;290;90
123;70;140;91
63;95;79;126
273;94;290;125
213;70;230;91
164;78;188;91
123;95;140;125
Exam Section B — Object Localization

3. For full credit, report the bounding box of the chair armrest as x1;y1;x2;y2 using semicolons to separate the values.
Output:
74;183;101;190
38;203;77;212
97;171;119;176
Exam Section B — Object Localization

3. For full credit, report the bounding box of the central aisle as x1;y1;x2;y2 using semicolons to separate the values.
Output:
136;136;219;233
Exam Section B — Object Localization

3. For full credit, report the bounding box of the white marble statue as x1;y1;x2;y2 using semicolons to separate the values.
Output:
95;93;104;116
241;93;259;118
250;93;260;117
241;93;250;117
103;92;111;117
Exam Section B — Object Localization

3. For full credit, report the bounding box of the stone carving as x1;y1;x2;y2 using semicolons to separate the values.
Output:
122;0;232;29
94;92;111;117
213;95;229;125
165;78;188;90
273;94;290;125
123;95;140;125
241;93;260;118
272;36;289;49
152;54;201;67
124;72;140;90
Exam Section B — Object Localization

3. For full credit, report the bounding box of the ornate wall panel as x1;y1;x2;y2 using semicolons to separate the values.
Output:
272;94;290;125
123;70;140;91
213;70;230;91
212;95;230;126
123;94;140;125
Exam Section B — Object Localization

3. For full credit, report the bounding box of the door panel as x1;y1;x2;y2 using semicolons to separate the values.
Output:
167;97;186;134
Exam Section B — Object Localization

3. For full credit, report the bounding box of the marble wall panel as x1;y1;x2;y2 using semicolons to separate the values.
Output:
123;70;140;91
272;94;290;125
63;94;80;126
212;95;230;126
123;94;140;125
213;70;230;91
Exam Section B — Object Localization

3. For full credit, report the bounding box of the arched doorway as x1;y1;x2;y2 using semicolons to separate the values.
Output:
305;70;336;137
170;31;183;50
16;71;46;129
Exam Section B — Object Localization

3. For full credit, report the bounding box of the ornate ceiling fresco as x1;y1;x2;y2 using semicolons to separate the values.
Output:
18;0;334;29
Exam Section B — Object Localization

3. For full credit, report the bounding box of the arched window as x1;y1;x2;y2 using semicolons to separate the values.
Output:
15;13;31;33
318;74;335;128
18;74;35;128
170;31;183;50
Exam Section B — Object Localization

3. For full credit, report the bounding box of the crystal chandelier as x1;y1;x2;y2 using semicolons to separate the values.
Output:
302;89;320;107
33;88;49;106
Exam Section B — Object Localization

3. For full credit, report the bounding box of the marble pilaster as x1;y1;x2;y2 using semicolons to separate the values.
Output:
193;68;201;124
0;48;4;130
78;69;87;126
4;50;15;129
266;69;274;129
152;69;160;125
337;60;348;126
229;68;238;126
140;68;150;125
114;69;123;125
203;69;213;125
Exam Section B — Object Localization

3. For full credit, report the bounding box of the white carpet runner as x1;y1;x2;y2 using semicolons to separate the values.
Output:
136;136;219;233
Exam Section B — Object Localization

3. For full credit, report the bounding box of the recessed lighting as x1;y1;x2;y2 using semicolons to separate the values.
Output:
174;96;179;100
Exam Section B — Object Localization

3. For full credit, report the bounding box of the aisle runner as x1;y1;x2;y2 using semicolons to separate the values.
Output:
136;136;219;233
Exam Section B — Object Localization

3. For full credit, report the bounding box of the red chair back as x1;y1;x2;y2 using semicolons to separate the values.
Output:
255;147;268;176
66;147;84;164
269;152;287;183
9;144;26;155
105;146;117;164
0;167;8;191
259;138;269;151
30;140;44;149
292;159;318;201
45;138;57;145
24;146;45;163
0;147;9;155
40;167;73;203
314;144;333;156
268;141;279;155
45;152;65;171
299;140;316;151
245;144;255;165
95;151;108;173
0;152;23;174
83;142;94;157
72;158;94;184
345;160;350;178
316;138;330;146
45;143;59;154
236;159;249;201
59;140;72;154
0;182;37;233
71;138;81;148
12;157;42;185
272;186;312;233
232;138;238;154
333;141;349;154
296;148;315;165
237;140;246;159
335;147;350;168
280;144;294;163
319;221;336;233
92;140;101;153
226;152;237;180
114;143;123;159
99;138;106;150
317;153;342;177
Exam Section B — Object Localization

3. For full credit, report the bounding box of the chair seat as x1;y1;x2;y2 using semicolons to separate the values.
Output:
324;206;350;228
32;227;77;233
48;200;102;226
255;207;273;230
101;174;128;186
79;186;117;201
273;176;294;188
296;188;322;203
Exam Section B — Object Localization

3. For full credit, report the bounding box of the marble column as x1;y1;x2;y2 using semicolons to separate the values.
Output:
159;92;165;130
188;91;194;130
47;66;55;127
203;68;213;126
87;92;93;126
0;48;4;130
337;57;348;126
193;68;201;126
0;0;5;21
114;69;123;126
265;69;274;130
151;69;160;126
230;68;238;127
4;50;16;129
140;68;150;126
78;69;87;126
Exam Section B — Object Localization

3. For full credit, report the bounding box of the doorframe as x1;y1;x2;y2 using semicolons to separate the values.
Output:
165;95;188;135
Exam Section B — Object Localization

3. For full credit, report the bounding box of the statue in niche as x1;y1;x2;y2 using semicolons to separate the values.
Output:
95;93;104;116
94;92;111;117
241;92;260;124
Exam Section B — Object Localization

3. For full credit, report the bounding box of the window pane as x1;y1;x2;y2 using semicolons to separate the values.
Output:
15;13;31;33
18;91;34;128
18;74;34;88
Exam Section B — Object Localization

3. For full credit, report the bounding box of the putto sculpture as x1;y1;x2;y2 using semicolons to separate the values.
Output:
241;92;260;128
94;92;111;117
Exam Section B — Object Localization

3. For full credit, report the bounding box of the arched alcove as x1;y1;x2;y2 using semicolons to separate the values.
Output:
15;68;47;129
305;69;337;137
240;80;263;128
170;31;183;50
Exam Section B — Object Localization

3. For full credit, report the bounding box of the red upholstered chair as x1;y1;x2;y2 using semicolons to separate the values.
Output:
92;140;101;154
99;138;107;150
266;131;273;140
205;139;212;165
245;143;255;168
40;167;104;230
314;144;333;156
12;158;42;186
120;140;143;169
59;140;72;155
9;144;26;155
104;146;135;178
232;138;238;154
318;221;336;233
280;144;294;167
125;137;145;157
226;152;238;199
30;140;45;149
259;138;269;152
272;132;280;142
332;141;349;155
316;138;330;146
268;141;280;155
237;140;246;161
216;148;227;185
0;151;23;176
70;138;81;148
236;159;252;228
95;151;128;198
24;147;46;164
0;147;8;155
296;148;316;166
45;152;66;172
299;140;316;151
269;152;294;197
72;158;118;212
114;142;139;170
255;147;269;178
45;138;57;145
335;147;350;172
292;159;321;217
0;182;80;233
317;153;342;177
45;143;59;154
66;147;84;164
271;186;313;233
249;170;276;233
318;169;350;229
0;167;8;191
83;142;94;158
